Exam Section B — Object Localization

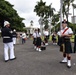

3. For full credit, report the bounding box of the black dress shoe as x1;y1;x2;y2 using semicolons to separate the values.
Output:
67;65;71;68
10;57;16;61
60;61;67;63
5;60;9;62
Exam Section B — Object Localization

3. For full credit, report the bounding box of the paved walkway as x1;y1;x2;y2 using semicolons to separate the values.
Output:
0;38;76;75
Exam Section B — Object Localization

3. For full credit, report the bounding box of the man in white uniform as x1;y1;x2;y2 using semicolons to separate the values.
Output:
12;29;17;45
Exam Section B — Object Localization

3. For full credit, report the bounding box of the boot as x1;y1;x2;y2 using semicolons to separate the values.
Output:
45;43;48;46
34;46;36;49
36;47;39;51
39;48;42;52
67;60;71;68
60;57;67;63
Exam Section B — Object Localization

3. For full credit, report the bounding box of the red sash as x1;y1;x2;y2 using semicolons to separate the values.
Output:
62;28;69;34
60;28;69;52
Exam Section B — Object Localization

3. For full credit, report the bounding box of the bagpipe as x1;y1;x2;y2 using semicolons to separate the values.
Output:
58;36;70;52
58;36;65;52
57;36;65;46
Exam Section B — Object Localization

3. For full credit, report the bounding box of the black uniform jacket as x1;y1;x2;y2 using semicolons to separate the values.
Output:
12;32;17;38
1;27;13;43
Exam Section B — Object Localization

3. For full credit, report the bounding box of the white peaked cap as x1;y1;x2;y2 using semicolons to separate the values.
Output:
13;29;16;32
4;21;10;27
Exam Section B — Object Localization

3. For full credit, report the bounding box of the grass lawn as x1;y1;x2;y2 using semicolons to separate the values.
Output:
48;35;75;43
70;35;74;43
30;35;75;43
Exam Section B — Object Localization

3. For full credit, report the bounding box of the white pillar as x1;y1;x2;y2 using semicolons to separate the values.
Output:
60;0;63;30
39;17;43;35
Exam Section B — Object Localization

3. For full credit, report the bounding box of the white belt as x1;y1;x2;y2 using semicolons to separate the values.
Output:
3;36;10;38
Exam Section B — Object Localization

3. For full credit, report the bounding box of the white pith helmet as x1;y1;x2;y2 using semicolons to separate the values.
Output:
4;21;10;27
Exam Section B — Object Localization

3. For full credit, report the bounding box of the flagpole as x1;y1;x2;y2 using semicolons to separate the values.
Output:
60;0;63;30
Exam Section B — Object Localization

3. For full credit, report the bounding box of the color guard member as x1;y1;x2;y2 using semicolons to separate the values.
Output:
12;29;17;45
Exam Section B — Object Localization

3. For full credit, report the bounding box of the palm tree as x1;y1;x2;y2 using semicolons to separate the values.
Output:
34;0;56;33
34;0;55;20
48;4;56;18
52;14;60;31
62;0;75;21
34;0;46;17
41;5;56;29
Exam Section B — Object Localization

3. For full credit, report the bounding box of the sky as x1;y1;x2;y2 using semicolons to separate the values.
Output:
6;0;76;28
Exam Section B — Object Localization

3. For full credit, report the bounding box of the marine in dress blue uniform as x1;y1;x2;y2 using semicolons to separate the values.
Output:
12;29;17;45
58;20;73;68
1;21;16;62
